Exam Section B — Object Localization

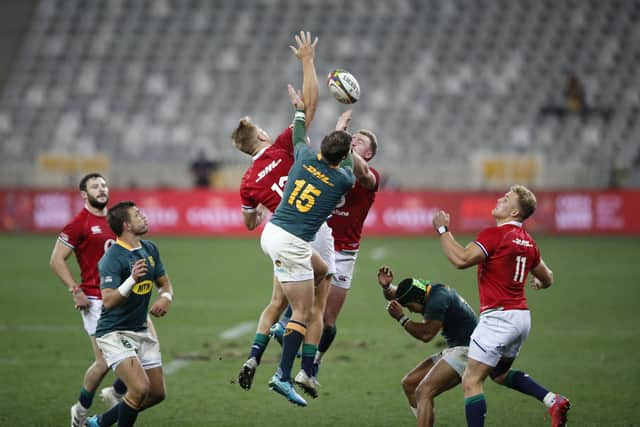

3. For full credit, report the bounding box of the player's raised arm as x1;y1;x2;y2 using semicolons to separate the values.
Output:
288;84;307;150
377;265;397;301
290;30;318;128
432;210;485;269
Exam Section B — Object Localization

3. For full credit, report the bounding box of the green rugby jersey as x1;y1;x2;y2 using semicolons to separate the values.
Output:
271;111;355;241
95;239;166;338
423;284;478;347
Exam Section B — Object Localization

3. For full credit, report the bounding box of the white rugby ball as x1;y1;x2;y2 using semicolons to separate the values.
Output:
327;69;360;104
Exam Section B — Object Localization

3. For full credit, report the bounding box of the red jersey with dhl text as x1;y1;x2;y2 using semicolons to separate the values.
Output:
240;127;294;213
472;221;541;312
328;167;379;251
58;208;116;298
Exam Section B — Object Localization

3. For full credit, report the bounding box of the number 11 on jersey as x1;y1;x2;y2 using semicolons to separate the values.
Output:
514;256;527;283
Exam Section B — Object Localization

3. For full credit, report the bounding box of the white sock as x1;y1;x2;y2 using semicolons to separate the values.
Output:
410;406;417;417
543;392;557;408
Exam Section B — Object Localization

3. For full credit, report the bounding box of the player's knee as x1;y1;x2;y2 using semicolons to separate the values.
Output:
401;373;416;395
89;359;109;377
415;381;437;401
461;371;479;393
127;379;151;403
148;387;166;406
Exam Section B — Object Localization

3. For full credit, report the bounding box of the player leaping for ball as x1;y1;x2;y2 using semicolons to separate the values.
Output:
258;83;367;406
232;31;339;400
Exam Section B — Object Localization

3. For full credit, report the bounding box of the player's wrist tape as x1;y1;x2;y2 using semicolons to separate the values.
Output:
382;283;391;290
117;276;136;297
437;225;449;235
398;315;410;327
294;110;305;121
160;291;173;302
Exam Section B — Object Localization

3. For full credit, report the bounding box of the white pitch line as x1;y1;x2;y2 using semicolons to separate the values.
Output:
219;321;255;340
163;321;255;376
163;359;191;375
369;247;388;261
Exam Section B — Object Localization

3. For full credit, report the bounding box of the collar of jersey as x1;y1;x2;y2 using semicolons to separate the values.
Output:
116;238;142;251
316;153;339;168
499;220;522;228
252;146;269;161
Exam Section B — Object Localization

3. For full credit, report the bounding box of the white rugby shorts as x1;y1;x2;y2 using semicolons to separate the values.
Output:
468;309;531;367
96;330;162;371
330;250;359;289
311;222;336;275
261;222;313;282
80;297;103;336
430;346;469;377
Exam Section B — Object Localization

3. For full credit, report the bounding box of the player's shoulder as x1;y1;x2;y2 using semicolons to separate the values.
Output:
65;208;89;227
240;164;255;185
141;239;159;252
274;126;293;142
99;243;125;267
428;283;450;299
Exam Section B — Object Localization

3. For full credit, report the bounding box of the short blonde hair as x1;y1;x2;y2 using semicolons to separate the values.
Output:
510;184;537;220
356;129;378;159
231;117;258;154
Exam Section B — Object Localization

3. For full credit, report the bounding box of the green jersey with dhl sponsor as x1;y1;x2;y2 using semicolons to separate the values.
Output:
422;282;478;348
270;111;355;241
95;239;166;338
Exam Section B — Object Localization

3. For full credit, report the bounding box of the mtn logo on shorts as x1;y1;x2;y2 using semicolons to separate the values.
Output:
132;280;153;295
91;225;103;234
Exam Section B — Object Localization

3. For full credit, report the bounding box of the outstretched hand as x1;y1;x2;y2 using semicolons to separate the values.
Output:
335;109;352;132
288;84;305;110
432;210;450;229
377;265;394;288
289;30;318;61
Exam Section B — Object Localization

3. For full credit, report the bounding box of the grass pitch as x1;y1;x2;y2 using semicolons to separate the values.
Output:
0;234;639;426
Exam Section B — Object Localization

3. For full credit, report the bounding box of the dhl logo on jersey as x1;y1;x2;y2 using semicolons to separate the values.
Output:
132;280;153;295
303;164;334;187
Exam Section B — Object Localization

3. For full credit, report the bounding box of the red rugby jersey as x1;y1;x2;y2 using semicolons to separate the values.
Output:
328;167;379;251
472;221;541;312
240;127;294;213
58;208;116;298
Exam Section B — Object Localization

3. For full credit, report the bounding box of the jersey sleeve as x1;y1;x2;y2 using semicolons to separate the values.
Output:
423;286;450;322
473;227;501;258
99;253;123;290
58;217;84;249
530;242;542;268
240;182;257;212
292;111;308;159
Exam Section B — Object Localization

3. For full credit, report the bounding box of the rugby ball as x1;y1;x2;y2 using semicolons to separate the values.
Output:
327;69;360;104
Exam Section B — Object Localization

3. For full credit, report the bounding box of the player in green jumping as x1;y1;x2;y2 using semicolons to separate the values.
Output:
85;201;174;427
259;84;367;406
